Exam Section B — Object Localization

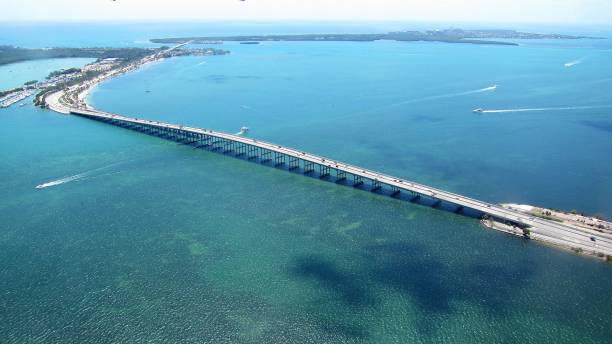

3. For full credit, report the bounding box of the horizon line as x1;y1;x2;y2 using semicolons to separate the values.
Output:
1;19;611;30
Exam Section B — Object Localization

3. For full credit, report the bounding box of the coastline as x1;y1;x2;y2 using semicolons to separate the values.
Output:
44;52;169;113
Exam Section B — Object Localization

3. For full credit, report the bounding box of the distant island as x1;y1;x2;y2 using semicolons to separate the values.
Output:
151;28;598;46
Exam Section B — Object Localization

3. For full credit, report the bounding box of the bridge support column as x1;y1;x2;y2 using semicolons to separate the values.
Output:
371;179;382;192
247;146;259;160
195;135;209;148
336;170;346;183
211;139;223;151
410;192;421;202
319;165;330;179
454;205;464;213
353;175;364;187
261;150;272;163
288;157;299;170
184;132;199;146
158;127;168;138
432;199;442;208
235;144;246;157
275;154;286;167
304;161;315;174
223;140;234;153
391;186;401;197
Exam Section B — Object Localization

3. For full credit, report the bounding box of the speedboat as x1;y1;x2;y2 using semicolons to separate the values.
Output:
473;108;484;113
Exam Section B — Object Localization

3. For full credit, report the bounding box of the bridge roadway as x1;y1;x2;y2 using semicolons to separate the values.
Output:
68;107;612;257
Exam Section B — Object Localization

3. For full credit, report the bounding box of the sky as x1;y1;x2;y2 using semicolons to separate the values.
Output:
2;0;612;25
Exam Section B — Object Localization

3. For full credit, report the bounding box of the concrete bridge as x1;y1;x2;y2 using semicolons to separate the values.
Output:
68;107;612;257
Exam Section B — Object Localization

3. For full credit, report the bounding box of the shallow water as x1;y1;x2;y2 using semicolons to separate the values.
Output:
0;58;94;89
1;23;611;343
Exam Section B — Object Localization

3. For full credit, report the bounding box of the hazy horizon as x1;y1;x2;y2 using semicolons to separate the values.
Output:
2;0;612;26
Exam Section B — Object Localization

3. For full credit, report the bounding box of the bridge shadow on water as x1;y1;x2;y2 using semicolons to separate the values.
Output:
286;245;537;339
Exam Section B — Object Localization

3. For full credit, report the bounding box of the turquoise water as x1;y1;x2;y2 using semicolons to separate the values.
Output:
1;23;612;343
0;58;94;89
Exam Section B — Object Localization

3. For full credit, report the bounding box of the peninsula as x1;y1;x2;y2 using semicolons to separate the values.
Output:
0;44;228;108
150;28;596;46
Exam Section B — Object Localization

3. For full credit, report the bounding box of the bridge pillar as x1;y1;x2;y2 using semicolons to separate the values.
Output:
223;140;234;154
201;135;212;147
185;132;199;146
247;146;259;160
304;161;315;174
195;134;208;148
391;186;401;197
410;192;421;202
353;175;364;187
371;179;382;192
288;157;299;170
211;139;223;151
261;150;272;163
336;170;346;183
275;154;286;167
454;205;464;213
319;165;330;179
180;130;189;143
235;143;246;157
432;199;442;208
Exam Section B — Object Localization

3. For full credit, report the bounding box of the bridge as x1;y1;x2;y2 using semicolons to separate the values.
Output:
66;107;612;257
41;41;612;259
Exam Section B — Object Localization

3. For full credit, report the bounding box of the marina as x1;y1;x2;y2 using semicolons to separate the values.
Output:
0;89;33;108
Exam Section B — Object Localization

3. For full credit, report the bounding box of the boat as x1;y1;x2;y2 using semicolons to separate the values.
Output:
473;108;484;113
19;103;26;107
236;126;250;136
240;41;260;45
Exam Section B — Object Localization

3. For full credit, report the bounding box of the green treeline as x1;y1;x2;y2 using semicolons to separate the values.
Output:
0;46;157;66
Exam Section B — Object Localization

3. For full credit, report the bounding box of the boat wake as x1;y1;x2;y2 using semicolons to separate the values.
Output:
480;105;611;114
475;85;498;92
196;61;207;66
35;173;87;189
410;84;498;103
35;161;130;190
564;59;583;68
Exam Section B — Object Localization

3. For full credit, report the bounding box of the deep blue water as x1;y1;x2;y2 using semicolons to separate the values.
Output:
1;22;611;343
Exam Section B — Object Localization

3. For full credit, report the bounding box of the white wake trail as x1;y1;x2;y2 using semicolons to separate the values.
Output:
481;105;611;114
388;84;498;107
418;84;497;101
564;59;583;68
35;173;87;189
35;161;131;190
